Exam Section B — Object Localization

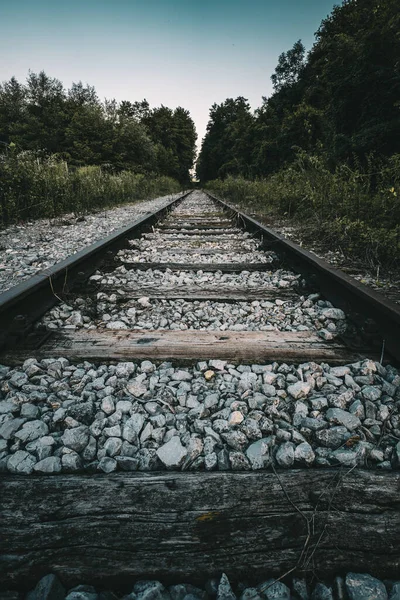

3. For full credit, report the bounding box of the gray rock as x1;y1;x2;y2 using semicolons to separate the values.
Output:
126;380;147;398
115;362;136;377
209;359;227;371
311;583;333;600
116;456;139;471
171;370;192;382
67;400;95;425
204;393;219;410
345;573;388;599
98;457;117;473
62;426;90;453
321;307;346;320
62;451;83;472
238;371;258;391
294;442;315;466
316;426;351;448
221;430;248;451
275;442;295;468
137;448;160;471
390;442;400;469
15;420;49;443
133;580;171;600
123;414;145;441
156;436;187;468
329;448;358;467
217;573;236;600
238;588;262;600
0;400;19;414
104;437;122;457
258;579;290;599
333;576;346;600
246;438;270;469
349;400;365;419
82;436;97;462
389;582;400;600
168;584;205;600
104;424;122;438
326;408;361;431
101;397;115;415
33;456;62;474
0;417;25;440
65;592;98;600
292;577;309;600
7;450;36;474
20;403;40;420
240;418;262;440
205;452;218;470
229;451;251;470
141;360;155;374
182;437;204;468
30;573;65;600
287;382;311;399
9;371;28;388
301;417;327;431
362;386;382;402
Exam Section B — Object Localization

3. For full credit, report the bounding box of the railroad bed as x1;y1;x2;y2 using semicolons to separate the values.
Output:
0;190;399;594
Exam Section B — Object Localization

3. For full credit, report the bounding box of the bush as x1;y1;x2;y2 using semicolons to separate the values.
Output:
0;149;180;226
206;152;400;269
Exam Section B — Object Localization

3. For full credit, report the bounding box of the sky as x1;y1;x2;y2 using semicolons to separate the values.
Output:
0;0;339;153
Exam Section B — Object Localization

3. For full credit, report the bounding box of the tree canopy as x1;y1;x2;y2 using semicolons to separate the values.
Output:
197;0;400;181
0;73;197;184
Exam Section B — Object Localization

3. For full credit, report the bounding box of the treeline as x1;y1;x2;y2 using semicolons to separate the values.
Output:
198;0;400;269
0;71;196;184
0;71;196;225
198;0;399;180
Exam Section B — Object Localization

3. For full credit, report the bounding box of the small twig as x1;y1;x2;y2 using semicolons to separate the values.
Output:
48;276;63;303
380;339;386;365
157;398;176;413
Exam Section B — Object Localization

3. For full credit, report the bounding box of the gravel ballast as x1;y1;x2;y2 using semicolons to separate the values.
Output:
7;571;400;600
1;356;399;475
0;193;184;294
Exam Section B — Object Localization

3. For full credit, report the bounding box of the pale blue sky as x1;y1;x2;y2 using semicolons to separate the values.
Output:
0;0;339;150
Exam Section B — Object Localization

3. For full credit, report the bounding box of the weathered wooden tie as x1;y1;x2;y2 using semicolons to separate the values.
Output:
134;247;260;256
118;261;274;272
152;229;240;236
0;470;399;590
89;285;299;302
1;329;367;364
158;224;238;231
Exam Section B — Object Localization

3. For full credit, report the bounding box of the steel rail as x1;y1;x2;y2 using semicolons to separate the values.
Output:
206;191;400;363
0;191;190;351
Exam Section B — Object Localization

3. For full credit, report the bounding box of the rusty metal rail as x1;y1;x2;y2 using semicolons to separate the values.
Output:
0;192;190;351
206;191;400;363
1;188;400;361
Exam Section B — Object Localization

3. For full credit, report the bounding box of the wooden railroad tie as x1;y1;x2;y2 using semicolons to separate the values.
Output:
0;470;399;588
1;329;369;365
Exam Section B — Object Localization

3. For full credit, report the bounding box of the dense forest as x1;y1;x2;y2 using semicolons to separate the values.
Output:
0;74;196;224
198;0;400;269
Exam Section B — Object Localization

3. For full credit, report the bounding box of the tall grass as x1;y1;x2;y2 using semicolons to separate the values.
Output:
0;150;181;226
206;153;400;269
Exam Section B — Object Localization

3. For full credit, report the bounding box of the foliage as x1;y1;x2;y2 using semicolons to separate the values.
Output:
0;149;180;226
0;72;197;185
206;152;400;268
197;0;400;181
196;97;254;181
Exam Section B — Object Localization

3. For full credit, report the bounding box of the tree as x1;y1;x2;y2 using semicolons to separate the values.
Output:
197;97;253;182
271;40;306;92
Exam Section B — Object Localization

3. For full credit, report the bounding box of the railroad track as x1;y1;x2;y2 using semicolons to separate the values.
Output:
0;190;399;592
